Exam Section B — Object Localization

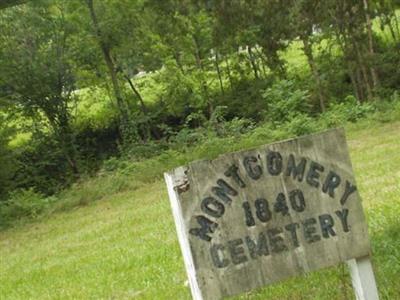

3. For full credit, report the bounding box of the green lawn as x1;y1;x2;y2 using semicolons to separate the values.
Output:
1;121;399;300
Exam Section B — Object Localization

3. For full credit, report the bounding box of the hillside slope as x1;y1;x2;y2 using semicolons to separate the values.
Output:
1;121;399;300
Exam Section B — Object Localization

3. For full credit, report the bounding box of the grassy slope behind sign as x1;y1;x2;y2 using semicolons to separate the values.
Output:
0;121;399;300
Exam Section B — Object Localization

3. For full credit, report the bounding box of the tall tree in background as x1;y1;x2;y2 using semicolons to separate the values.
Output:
327;0;375;101
290;0;327;112
362;0;379;88
85;0;130;130
257;0;292;78
147;0;216;117
0;1;80;176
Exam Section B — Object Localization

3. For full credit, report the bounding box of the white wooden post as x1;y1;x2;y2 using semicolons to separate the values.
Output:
164;169;204;300
347;256;379;300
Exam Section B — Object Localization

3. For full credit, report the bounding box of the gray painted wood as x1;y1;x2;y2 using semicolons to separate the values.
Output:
165;128;372;299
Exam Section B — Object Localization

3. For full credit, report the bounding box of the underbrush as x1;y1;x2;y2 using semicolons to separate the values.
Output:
1;96;399;229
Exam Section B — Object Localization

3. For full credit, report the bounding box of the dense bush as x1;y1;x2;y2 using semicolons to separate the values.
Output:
262;80;311;124
0;188;57;228
0;123;16;201
216;78;269;121
319;96;375;127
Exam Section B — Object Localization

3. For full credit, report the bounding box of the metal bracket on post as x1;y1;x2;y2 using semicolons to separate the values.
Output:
347;256;379;300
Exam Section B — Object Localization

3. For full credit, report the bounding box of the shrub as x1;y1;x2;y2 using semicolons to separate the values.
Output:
0;188;57;228
220;117;255;137
205;106;255;138
0;121;16;200
12;132;70;195
121;141;168;161
262;80;311;125
370;92;400;123
279;113;318;136
171;127;206;147
319;95;375;127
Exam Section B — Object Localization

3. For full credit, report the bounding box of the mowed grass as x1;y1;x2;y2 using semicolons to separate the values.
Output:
1;122;399;300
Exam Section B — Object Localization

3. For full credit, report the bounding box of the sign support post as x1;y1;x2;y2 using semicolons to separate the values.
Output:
165;167;204;300
347;256;379;300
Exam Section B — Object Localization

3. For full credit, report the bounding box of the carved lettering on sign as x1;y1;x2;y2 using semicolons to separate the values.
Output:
189;152;358;243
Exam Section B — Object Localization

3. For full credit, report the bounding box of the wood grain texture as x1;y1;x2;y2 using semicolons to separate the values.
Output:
165;128;371;300
347;256;379;300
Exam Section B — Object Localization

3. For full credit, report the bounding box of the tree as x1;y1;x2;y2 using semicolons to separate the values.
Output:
324;0;376;101
290;0;328;112
212;0;291;79
85;0;129;128
147;0;215;117
80;0;164;141
0;0;80;176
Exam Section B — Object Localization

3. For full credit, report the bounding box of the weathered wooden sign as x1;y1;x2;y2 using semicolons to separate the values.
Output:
165;128;377;300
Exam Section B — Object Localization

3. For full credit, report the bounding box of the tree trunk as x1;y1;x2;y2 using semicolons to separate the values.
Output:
224;54;233;90
173;51;185;73
247;46;259;79
255;47;268;79
262;47;286;79
214;50;224;95
46;109;80;178
62;133;80;177
363;0;379;88
122;73;161;140
354;41;373;100
192;36;212;117
349;68;362;103
123;73;148;115
86;0;128;123
335;30;364;102
355;69;366;102
392;11;400;39
301;35;327;112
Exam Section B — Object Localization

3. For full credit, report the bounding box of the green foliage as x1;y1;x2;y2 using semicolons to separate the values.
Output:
12;131;71;195
319;96;375;127
371;92;400;122
167;107;255;149
262;79;311;124
120;141;168;161
218;117;255;137
0;117;16;200
216;78;269;121
279;113;316;136
170;127;206;147
0;188;57;228
158;60;202;116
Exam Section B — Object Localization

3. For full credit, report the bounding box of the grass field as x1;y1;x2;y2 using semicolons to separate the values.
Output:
0;120;399;300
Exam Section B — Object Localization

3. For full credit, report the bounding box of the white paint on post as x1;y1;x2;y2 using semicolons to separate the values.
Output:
164;168;204;300
347;256;379;300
